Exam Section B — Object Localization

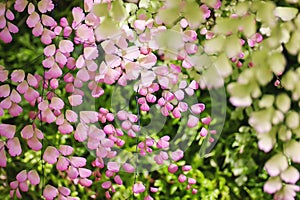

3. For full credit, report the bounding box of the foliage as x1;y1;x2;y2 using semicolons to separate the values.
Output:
0;0;300;200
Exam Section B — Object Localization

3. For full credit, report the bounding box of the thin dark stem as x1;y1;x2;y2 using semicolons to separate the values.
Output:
39;61;46;195
133;95;141;199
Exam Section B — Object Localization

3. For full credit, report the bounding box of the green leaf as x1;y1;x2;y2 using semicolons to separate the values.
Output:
274;7;298;21
112;0;127;21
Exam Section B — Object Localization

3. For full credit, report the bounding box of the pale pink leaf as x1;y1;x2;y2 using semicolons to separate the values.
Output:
0;84;10;98
27;137;42;151
0;148;6;167
78;168;92;178
79;178;92;187
7;22;19;34
10;89;21;103
0;124;16;138
37;0;54;13
123;163;135;173
56;156;69;171
50;97;64;110
0;27;12;43
26;12;40;28
107;162;120;172
9;103;23;117
68;95;82;106
171;149;184;161
80;111;98;123
7;137;22;156
59;40;74;53
101;181;111;189
14;0;28;12
70;156;86;168
59;145;73;156
41;14;57;27
44;44;56;57
21;125;34;139
58;186;70;196
43;185;58;200
28;170;40;185
74;123;88;142
133;182;145;194
19;181;28;192
67;166;79;179
43;146;60;164
16;170;27;182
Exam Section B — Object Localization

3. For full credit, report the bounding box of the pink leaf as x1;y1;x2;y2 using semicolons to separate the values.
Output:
101;181;111;189
55;52;67;65
101;138;114;148
0;148;6;167
7;22;19;34
59;40;74;53
28;170;40;185
41;14;57;27
14;0;28;12
27;137;42;151
59;145;74;156
68;95;82;106
43;185;58;200
79;178;92;187
0;84;10;98
114;175;123;185
50;97;64;110
56;156;69;171
21;125;34;139
19;181;28;192
37;0;54;13
16;170;27;182
107;162;120;172
44;44;56;57
32;22;43;36
80;111;98;123
171;149;184;162
70;156;86;168
191;103;205;114
43;108;56;123
74;123;88;142
0;97;11;109
58;121;73;134
263;176;282;194
27;74;38;87
9;103;23;117
122;163;135;173
66;110;78;123
67;166;79;179
24;87;39;102
168;164;178;173
26;12;40;28
188;178;196;184
178;174;186;183
43;146;60;164
0;27;12;43
76;68;90;82
10;89;21;103
84;46;98;60
72;7;84;28
280;166;300;184
133;182;145;194
78;168;92;178
58;186;70;196
10;180;18;189
187;115;199;128
0;124;16;138
7;137;22;156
